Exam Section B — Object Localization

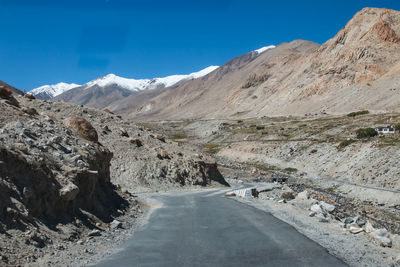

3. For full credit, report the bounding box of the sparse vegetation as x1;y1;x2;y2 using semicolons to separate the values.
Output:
347;110;369;117
338;139;356;149
356;128;377;139
203;143;220;154
283;167;297;174
395;124;400;131
241;73;272;89
169;132;188;140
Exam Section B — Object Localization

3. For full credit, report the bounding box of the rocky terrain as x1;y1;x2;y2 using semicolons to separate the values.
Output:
0;85;228;266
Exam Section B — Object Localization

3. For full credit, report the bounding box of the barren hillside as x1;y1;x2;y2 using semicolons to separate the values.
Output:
127;8;400;120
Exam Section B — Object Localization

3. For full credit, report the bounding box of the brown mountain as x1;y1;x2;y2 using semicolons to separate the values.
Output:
125;7;400;120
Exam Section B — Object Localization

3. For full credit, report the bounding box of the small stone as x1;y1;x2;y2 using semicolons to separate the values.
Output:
110;220;122;230
391;234;400;249
343;217;354;225
296;190;309;200
355;217;366;227
120;128;129;137
155;135;166;142
375;236;392;247
88;230;101;237
310;204;323;214
318;218;329;223
281;191;295;200
309;211;316;217
349;226;364;234
320;201;335;213
15;121;24;128
130;139;143;147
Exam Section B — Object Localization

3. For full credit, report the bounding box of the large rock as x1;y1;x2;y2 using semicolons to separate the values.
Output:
63;116;98;142
371;228;392;247
59;183;80;201
0;85;19;107
0;85;12;99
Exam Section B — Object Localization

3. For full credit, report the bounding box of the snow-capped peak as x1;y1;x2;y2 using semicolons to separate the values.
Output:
254;45;275;54
85;74;150;91
84;65;219;92
30;82;80;98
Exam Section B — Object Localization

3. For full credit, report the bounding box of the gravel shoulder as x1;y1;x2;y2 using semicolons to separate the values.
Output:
231;189;400;267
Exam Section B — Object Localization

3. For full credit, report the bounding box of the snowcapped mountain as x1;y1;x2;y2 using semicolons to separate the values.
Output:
83;65;219;92
31;66;219;100
30;82;80;100
254;45;276;54
52;65;220;110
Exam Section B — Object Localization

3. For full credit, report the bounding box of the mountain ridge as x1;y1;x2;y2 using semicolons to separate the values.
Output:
126;7;400;120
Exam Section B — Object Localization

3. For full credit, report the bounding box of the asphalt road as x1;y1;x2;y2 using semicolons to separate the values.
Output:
95;189;347;267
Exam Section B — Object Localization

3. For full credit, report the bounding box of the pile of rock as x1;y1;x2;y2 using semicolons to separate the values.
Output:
293;189;399;248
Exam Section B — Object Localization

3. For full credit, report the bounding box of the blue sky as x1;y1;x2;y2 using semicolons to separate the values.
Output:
0;0;399;90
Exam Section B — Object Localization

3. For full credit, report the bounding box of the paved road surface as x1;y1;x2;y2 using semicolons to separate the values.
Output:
95;189;347;267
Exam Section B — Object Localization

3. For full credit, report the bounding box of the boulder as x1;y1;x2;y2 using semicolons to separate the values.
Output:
88;229;101;237
103;108;113;114
0;85;12;99
120;128;129;137
24;93;35;100
296;190;310;200
59;183;80;201
63;117;98;142
310;204;324;214
0;86;19;107
349;226;364;234
110;219;122;229
130;139;143;147
371;228;392;247
320;201;335;213
391;234;400;249
281;191;295;200
364;221;375;233
22;107;38;116
155;135;166;143
157;151;170;160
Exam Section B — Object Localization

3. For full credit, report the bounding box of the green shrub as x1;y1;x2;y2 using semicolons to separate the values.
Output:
347;110;369;117
256;126;265;130
395;124;400;131
356;128;377;139
338;139;355;149
284;167;297;174
237;120;243;123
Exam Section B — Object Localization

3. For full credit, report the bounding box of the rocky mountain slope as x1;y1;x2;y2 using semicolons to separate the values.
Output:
0;86;228;266
128;7;400;120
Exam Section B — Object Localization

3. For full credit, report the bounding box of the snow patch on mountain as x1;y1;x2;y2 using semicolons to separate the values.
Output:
254;45;276;54
31;82;80;98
